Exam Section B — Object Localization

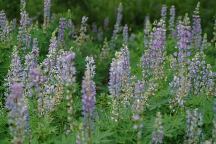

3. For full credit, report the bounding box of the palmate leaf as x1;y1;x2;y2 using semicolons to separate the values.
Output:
93;128;113;144
32;115;57;142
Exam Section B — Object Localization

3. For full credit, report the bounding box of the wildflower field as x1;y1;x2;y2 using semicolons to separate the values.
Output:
0;0;216;144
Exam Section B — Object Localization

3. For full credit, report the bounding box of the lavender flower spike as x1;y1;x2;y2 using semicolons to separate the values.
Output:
144;16;151;48
0;10;6;30
76;16;89;45
4;46;24;98
132;80;145;144
123;24;128;46
176;13;191;65
110;3;123;48
152;112;164;144
192;2;202;50
169;5;176;37
56;51;76;85
44;0;51;27
185;109;203;143
6;82;29;144
82;56;96;120
108;53;123;97
82;56;96;143
57;18;67;43
161;4;167;22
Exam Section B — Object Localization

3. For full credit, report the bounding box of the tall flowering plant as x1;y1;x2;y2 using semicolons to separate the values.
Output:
43;0;51;27
56;51;76;134
82;56;96;143
6;82;29;144
169;14;192;110
192;2;202;50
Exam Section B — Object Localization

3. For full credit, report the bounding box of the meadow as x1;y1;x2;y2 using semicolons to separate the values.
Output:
0;0;216;144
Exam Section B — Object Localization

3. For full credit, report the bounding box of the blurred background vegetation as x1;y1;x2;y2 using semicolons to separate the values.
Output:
0;0;215;36
0;0;216;36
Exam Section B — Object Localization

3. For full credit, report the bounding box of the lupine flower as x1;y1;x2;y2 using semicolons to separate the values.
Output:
42;82;58;113
29;67;46;115
212;19;216;44
57;17;67;43
76;16;89;46
161;4;167;22
5;46;24;98
67;19;75;36
140;20;166;106
132;80;145;124
169;75;191;110
56;51;76;85
123;24;128;46
114;3;123;36
192;2;202;49
110;3;123;48
143;16;151;49
41;33;62;114
24;38;40;97
6;82;29;144
18;5;31;49
108;52;124;121
185;109;203;144
48;32;58;55
176;13;191;65
19;10;29;31
82;56;96;120
43;0;51;27
82;56;96;143
188;52;215;95
152;112;164;144
118;46;132;105
121;45;131;82
0;10;6;30
109;48;132;119
100;38;110;60
169;14;192;110
160;5;167;43
201;33;209;52
56;51;76;133
0;12;11;41
42;32;58;74
141;19;166;80
132;80;145;144
109;52;124;97
20;0;26;11
0;20;11;41
169;5;176;37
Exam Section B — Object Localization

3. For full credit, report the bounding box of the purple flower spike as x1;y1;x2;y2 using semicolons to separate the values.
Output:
192;2;202;49
82;56;96;122
56;51;76;85
6;82;29;144
0;10;6;30
169;5;176;37
161;5;167;21
57;18;67;43
44;0;51;27
176;14;191;64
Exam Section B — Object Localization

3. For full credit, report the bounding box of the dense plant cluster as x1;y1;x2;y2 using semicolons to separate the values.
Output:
0;0;216;144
